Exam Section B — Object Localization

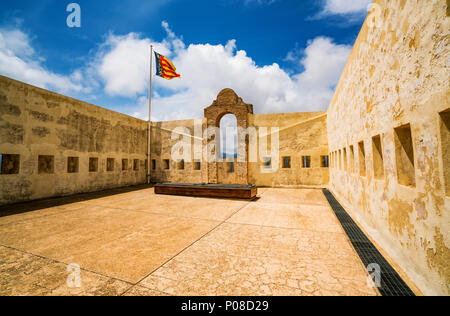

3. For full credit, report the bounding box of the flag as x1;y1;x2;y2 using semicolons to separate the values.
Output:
154;51;181;80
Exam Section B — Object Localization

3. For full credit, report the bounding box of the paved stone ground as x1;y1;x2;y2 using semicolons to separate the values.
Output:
0;186;379;296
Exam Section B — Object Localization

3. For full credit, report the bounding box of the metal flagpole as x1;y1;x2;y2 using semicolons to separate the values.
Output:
147;45;153;185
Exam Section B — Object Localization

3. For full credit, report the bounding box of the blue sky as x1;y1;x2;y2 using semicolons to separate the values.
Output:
0;0;372;121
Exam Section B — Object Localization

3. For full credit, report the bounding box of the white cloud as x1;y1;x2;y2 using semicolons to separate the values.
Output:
321;0;372;15
0;23;352;126
0;28;83;93
294;37;352;100
95;22;351;121
95;29;177;98
97;33;152;97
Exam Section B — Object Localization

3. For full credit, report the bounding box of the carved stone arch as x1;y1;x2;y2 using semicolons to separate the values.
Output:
204;89;253;184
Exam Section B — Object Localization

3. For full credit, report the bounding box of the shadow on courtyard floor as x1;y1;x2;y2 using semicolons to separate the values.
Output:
0;184;154;217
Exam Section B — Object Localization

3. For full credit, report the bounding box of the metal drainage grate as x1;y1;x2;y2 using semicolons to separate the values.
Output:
322;189;415;296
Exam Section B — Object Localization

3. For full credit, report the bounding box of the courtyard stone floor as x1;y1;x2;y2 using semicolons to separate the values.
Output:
0;186;379;296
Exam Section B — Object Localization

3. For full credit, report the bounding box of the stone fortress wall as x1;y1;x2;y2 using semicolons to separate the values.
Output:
0;76;148;205
0;77;330;204
0;0;448;296
148;89;330;187
249;112;329;187
327;0;449;295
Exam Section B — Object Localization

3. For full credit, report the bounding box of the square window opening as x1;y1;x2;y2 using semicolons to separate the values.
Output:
321;155;329;168
67;157;79;173
0;154;20;175
107;158;115;172
302;156;311;168
122;159;128;171
372;135;385;180
395;124;416;187
358;141;366;177
163;159;170;170
440;109;450;196
89;158;98;173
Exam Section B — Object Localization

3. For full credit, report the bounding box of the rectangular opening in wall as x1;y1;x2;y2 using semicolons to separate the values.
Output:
107;158;114;172
38;155;54;174
67;157;79;173
282;156;291;169
358;141;366;177
193;160;201;170
263;157;271;169
440;109;450;196
89;158;98;173
349;146;355;173
338;150;342;170
302;156;311;168
395;124;416;187
163;159;170;170
372;135;385;180
176;160;185;170
343;148;348;172
227;161;235;173
133;159;139;171
122;159;128;171
321;155;329;168
0;154;20;175
152;159;156;170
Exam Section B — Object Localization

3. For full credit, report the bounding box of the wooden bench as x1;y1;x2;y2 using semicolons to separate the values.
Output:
154;183;257;200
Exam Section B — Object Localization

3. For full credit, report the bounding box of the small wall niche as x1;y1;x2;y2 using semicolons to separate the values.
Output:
122;159;128;171
263;157;272;169
343;148;348;172
0;154;20;175
163;159;170;170
282;156;291;169
106;158;115;172
89;158;98;173
176;160;185;170
440;109;450;196
349;146;355;173
193;160;201;171
321;155;329;168
226;161;235;173
133;159;139;171
338;150;342;170
358;141;366;177
394;124;416;187
67;157;79;173
372;135;385;180
152;160;156;170
38;155;54;174
302;156;311;168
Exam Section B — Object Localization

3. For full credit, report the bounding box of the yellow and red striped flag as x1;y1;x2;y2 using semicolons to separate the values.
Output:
154;51;181;80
